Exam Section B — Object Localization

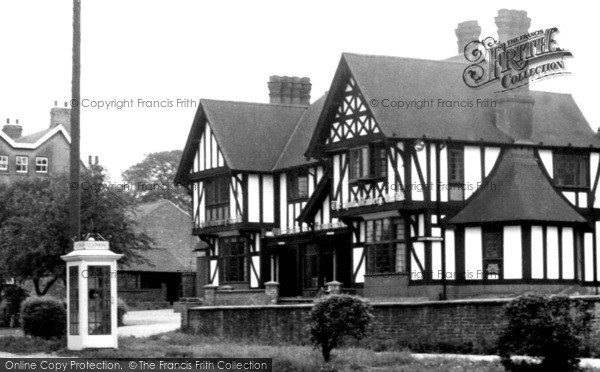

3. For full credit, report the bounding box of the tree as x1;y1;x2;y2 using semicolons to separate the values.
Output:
0;166;151;296
121;150;191;213
308;294;373;362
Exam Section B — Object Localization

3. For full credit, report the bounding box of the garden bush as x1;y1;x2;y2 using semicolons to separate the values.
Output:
20;296;66;339
497;294;594;371
308;294;373;362
118;297;129;327
0;285;28;327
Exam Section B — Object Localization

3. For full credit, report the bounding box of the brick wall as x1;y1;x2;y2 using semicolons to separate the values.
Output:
204;288;273;306
184;296;600;355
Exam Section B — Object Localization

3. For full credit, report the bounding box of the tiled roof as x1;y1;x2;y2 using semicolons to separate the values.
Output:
447;147;588;225
343;53;513;143
14;129;51;143
307;53;599;156
201;99;307;171
272;94;326;170
120;247;185;272
123;200;196;272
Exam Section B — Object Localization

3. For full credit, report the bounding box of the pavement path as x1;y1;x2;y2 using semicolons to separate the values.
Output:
413;353;600;369
118;309;181;337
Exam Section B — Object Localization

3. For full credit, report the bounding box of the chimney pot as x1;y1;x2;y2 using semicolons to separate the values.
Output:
54;101;58;107
268;75;283;104
281;76;292;104
495;9;531;43
455;20;481;55
2;119;23;139
291;77;302;104
267;75;311;105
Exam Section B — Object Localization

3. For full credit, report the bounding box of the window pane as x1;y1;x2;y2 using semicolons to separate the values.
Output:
350;149;361;179
361;147;369;177
219;237;246;282
366;221;373;243
555;153;589;187
87;266;112;335
298;174;308;198
374;220;382;242
366;218;406;274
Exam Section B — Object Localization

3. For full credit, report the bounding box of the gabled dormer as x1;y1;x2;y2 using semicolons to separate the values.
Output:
175;98;307;235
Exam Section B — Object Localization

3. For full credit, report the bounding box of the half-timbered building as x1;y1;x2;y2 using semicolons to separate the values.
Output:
176;10;600;301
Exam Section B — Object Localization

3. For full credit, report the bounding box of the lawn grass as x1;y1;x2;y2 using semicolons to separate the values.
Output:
0;331;597;372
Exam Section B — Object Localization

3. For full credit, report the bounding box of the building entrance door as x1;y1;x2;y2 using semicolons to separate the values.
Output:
278;246;300;297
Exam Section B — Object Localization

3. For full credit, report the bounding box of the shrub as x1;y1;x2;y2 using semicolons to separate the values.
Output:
497;294;594;371
118;297;129;327
308;294;373;362
0;285;28;328
20;296;66;339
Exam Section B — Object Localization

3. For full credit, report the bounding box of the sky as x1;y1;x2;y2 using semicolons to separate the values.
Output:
0;0;597;182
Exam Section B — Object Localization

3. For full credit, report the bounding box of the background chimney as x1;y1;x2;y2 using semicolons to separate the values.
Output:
268;75;311;105
50;104;71;132
493;9;534;142
2;118;23;139
455;21;481;55
495;9;530;43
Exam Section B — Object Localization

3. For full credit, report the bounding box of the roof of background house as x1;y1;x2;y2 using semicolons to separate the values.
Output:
120;247;186;272
447;147;588;225
121;199;196;272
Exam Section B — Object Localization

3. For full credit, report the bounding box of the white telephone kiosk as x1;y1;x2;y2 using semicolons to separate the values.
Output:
61;234;122;350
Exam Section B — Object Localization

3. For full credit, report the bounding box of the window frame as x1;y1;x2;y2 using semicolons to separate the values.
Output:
553;151;589;189
482;226;503;280
204;176;230;222
0;155;8;172
349;143;387;182
219;236;247;283
365;218;406;275
15;156;28;173
447;146;465;201
35;157;49;173
288;168;309;201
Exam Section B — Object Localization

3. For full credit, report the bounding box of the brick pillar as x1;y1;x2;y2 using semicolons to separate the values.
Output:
203;284;217;306
264;281;280;304
326;281;342;295
196;255;209;298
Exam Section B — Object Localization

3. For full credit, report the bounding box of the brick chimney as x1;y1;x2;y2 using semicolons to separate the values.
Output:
493;9;534;143
50;101;71;131
455;21;481;55
495;9;530;43
268;75;311;105
2;118;23;139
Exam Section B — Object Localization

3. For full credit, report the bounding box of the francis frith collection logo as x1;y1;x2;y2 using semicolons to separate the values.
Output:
463;27;572;91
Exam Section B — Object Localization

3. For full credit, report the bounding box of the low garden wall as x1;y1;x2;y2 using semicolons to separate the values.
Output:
183;296;600;355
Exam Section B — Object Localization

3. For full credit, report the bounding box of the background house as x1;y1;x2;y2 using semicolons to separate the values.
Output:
0;102;72;183
118;200;197;308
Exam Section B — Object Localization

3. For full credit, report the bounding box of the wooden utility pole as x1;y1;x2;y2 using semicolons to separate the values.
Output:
69;0;81;245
